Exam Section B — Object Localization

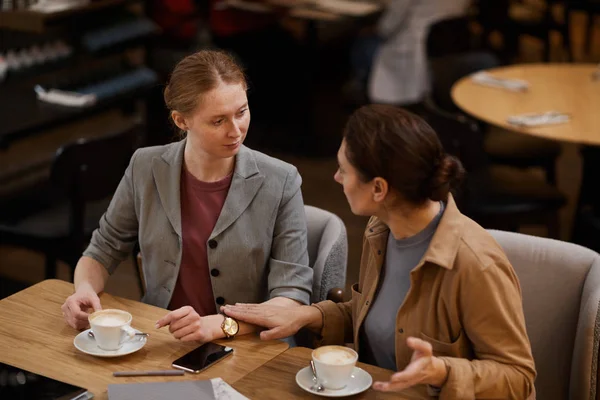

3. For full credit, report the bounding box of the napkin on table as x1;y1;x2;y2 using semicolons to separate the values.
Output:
507;111;570;127
471;72;530;92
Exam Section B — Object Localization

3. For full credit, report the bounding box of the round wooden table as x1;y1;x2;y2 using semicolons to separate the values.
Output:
451;63;600;146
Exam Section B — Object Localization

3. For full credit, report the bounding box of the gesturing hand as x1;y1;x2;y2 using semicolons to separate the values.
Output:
222;303;309;340
372;337;448;392
155;306;221;343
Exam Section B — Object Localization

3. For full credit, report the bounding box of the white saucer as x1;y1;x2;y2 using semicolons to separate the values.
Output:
74;328;147;358
296;366;372;397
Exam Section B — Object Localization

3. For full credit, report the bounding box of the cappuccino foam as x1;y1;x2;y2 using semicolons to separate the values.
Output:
91;313;128;327
314;346;356;365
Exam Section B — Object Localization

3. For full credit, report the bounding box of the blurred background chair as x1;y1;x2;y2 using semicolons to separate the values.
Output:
489;229;600;400
288;205;348;348
0;126;137;280
571;145;600;252
426;15;480;58
567;0;600;59
474;0;569;62
416;104;566;237
426;19;562;185
304;205;347;304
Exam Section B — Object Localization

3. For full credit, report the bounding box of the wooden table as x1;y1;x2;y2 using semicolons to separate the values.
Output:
0;279;288;399
233;347;428;399
451;63;600;146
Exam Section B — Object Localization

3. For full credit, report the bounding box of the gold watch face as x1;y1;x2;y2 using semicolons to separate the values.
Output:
223;317;239;336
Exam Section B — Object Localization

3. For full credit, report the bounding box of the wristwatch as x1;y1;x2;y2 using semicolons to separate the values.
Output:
221;313;239;339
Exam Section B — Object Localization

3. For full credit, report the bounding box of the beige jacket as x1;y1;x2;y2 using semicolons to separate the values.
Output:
314;195;536;399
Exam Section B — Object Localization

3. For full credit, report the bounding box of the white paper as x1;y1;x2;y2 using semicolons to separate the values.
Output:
211;378;249;400
35;87;96;107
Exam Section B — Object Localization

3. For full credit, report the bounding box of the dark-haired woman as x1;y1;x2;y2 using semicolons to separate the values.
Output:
223;105;536;399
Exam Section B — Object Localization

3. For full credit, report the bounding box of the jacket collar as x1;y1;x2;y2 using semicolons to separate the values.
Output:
365;194;465;270
211;144;263;238
152;140;186;236
152;140;264;237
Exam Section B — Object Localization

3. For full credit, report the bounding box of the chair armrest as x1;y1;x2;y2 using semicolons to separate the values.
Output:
326;288;344;303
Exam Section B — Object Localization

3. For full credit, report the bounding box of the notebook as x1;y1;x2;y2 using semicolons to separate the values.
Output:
107;378;248;400
0;361;92;400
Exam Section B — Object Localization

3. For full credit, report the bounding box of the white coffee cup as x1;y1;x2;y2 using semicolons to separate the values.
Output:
88;309;136;351
312;345;358;390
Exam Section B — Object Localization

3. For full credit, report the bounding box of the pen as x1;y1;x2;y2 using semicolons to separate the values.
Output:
113;370;185;377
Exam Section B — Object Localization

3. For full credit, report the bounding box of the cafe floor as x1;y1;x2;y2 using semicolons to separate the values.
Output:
1;13;599;301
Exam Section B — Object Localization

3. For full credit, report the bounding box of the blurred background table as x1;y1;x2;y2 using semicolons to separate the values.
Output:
451;63;600;145
452;62;600;249
0;279;289;399
233;346;427;399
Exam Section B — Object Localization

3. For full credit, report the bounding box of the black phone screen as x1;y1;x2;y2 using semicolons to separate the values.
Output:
172;343;233;373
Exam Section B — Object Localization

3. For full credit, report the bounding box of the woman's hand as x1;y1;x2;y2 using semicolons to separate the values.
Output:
372;337;448;392
155;306;223;343
61;284;102;330
222;303;321;340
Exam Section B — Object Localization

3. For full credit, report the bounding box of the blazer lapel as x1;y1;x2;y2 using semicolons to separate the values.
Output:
152;140;186;236
211;145;264;238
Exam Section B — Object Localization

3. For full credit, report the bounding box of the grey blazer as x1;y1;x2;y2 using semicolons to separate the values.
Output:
83;140;313;309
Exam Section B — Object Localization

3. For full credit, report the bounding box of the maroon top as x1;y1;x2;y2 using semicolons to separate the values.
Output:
168;165;232;316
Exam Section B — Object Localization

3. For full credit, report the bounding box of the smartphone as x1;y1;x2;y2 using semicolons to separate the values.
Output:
172;343;234;374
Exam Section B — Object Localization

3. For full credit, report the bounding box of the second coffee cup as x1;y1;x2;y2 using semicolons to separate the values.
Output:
312;345;358;390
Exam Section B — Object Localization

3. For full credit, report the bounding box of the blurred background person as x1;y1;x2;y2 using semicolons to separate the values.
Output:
345;0;471;106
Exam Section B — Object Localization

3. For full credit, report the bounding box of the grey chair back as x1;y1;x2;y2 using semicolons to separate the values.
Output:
305;205;348;303
489;230;600;400
286;206;348;348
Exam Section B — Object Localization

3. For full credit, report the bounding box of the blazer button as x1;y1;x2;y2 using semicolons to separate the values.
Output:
365;300;370;306
211;268;220;277
377;250;382;255
399;328;404;334
208;239;218;249
216;297;225;305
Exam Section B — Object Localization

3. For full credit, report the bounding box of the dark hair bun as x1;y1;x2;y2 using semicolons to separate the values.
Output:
428;155;465;202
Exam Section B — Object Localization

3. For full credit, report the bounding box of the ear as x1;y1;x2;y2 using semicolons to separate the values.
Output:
372;177;389;203
171;111;188;131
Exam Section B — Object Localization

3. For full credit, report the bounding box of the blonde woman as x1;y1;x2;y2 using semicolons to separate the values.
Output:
61;50;313;343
